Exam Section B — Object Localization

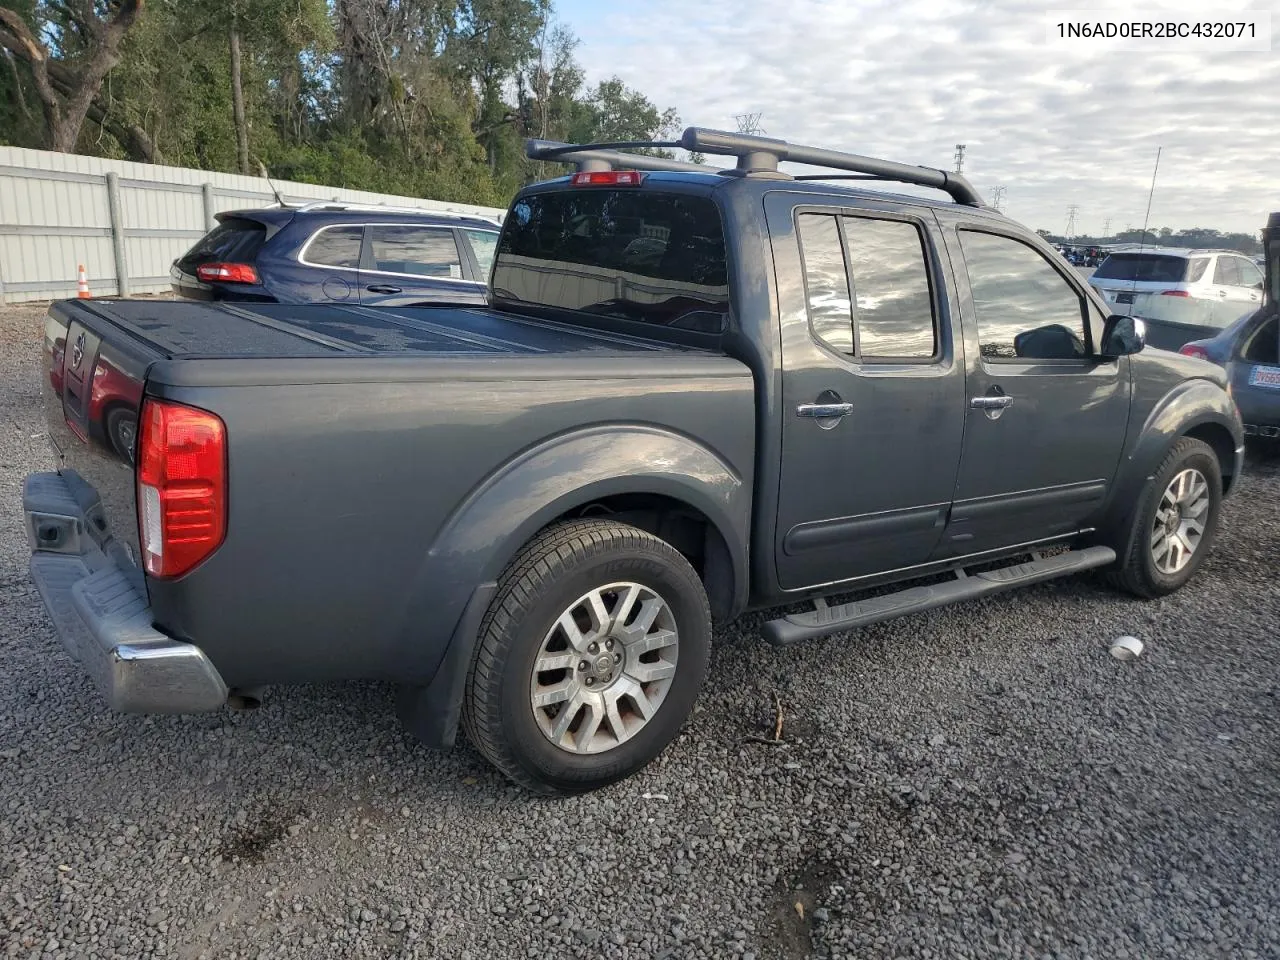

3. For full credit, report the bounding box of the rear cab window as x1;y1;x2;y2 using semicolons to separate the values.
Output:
1092;254;1188;284
491;186;729;333
178;217;267;268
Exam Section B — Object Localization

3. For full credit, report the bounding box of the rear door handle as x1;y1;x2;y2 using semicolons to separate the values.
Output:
970;396;1014;410
796;402;854;419
366;284;402;294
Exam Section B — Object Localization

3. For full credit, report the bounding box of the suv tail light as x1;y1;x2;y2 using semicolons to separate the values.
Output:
570;170;644;187
196;262;259;284
1161;290;1191;297
1179;343;1210;361
137;399;227;578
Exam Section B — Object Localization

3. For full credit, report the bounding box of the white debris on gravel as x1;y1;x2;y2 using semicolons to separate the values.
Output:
1;301;1279;959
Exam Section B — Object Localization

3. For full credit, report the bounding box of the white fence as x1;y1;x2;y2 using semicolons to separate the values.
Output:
0;146;507;303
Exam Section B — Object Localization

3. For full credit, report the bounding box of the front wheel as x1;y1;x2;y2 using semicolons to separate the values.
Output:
462;519;712;795
1107;437;1223;598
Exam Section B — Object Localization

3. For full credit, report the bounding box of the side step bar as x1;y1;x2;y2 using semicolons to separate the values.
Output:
761;546;1116;646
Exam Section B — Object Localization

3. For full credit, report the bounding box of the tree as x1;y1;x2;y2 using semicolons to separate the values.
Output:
0;0;145;153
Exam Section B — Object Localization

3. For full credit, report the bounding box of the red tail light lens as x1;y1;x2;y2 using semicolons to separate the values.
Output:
196;262;259;284
1179;344;1210;360
137;399;227;578
570;171;644;187
1161;290;1191;297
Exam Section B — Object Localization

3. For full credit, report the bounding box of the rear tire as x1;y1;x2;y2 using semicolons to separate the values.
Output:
1107;437;1222;598
462;519;712;795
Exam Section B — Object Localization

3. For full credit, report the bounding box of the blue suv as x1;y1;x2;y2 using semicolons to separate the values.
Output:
170;203;502;306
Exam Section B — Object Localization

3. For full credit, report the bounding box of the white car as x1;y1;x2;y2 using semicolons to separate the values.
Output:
1088;249;1264;350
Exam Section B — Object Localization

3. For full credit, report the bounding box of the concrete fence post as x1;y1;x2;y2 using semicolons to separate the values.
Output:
104;172;130;297
202;182;217;230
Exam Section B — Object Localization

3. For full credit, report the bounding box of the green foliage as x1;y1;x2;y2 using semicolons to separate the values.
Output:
1;0;684;208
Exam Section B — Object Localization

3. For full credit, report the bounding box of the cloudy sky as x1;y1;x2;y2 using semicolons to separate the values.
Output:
556;0;1277;238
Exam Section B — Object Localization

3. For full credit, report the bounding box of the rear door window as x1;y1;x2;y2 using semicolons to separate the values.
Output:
1185;257;1209;282
369;226;464;279
797;214;854;353
302;225;363;268
493;189;729;332
1092;254;1188;283
842;216;936;359
178;217;266;267
1213;256;1242;286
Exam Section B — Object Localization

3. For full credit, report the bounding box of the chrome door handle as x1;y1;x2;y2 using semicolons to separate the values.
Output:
971;396;1014;410
796;402;854;419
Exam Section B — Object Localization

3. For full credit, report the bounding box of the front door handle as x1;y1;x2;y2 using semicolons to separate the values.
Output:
366;284;402;294
796;402;854;419
970;395;1014;410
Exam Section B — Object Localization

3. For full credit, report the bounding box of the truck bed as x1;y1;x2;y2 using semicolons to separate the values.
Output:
78;298;696;358
40;298;756;690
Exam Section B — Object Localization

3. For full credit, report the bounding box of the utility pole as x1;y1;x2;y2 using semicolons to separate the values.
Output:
953;144;966;174
1065;204;1080;238
989;186;1006;212
735;113;765;135
1103;217;1112;238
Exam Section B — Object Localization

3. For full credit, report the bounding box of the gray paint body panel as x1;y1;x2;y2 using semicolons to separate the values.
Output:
31;171;1244;720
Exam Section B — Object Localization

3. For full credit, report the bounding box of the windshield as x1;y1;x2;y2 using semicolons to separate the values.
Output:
491;188;730;332
1092;253;1188;283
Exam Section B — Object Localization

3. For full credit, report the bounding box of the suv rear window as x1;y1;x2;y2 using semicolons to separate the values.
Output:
492;189;729;332
178;217;267;267
1092;253;1188;283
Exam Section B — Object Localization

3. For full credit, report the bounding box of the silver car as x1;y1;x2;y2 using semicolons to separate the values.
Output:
1089;248;1264;350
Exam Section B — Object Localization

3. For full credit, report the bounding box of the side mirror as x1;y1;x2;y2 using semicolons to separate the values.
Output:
1099;314;1146;358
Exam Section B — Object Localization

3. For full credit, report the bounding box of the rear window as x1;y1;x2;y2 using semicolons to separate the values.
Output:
1092;253;1188;283
179;217;267;267
492;189;729;332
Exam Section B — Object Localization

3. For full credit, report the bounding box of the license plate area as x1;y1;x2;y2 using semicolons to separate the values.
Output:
1248;365;1280;389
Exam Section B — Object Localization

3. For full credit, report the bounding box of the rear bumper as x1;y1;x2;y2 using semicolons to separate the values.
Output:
24;471;227;713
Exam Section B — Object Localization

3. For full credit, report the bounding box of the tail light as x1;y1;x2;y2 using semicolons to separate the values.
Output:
196;262;259;284
1161;290;1191;297
137;399;227;578
570;171;644;187
1179;343;1210;361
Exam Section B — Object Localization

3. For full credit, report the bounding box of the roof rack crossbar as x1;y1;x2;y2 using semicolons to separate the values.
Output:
524;128;984;207
525;139;708;173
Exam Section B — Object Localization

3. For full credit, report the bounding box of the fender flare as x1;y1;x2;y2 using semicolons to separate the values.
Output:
393;424;752;747
1097;377;1243;554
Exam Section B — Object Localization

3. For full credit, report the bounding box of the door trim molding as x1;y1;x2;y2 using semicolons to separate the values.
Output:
783;502;948;555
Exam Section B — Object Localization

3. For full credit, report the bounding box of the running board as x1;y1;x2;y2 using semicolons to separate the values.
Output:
761;546;1116;646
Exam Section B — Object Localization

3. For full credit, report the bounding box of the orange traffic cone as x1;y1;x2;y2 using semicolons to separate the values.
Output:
76;264;91;298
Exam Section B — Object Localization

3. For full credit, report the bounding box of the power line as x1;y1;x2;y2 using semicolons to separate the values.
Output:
953;144;966;174
735;113;765;135
989;186;1006;211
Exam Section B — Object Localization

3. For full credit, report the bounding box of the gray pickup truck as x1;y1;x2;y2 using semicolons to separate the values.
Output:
24;129;1244;794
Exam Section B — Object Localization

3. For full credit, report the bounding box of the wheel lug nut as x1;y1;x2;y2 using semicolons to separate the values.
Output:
614;653;622;663
588;642;599;654
605;639;614;650
585;677;595;686
579;660;589;671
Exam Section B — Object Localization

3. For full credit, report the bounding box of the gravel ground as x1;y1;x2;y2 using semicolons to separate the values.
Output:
2;300;1279;960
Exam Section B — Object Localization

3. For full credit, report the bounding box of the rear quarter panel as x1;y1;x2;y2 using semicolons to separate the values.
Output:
143;355;755;687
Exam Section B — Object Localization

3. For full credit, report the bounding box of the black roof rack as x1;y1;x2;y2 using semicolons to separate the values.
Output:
526;127;984;207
